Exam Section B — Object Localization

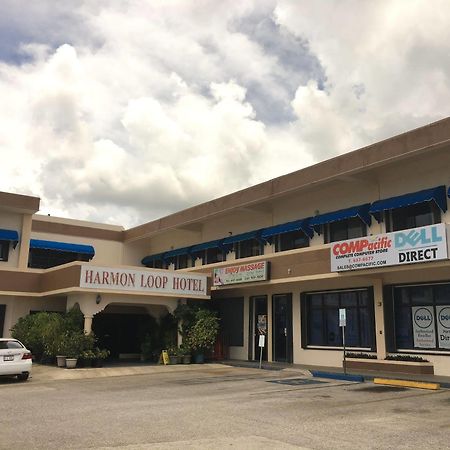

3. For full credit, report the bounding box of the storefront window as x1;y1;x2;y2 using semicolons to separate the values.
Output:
386;202;441;232
304;289;375;349
393;283;450;351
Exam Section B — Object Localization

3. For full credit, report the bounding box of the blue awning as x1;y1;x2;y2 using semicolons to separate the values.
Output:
190;239;223;253
261;218;313;240
222;230;260;247
370;185;447;222
163;246;191;259
141;253;165;266
30;239;95;257
0;229;19;246
309;204;372;232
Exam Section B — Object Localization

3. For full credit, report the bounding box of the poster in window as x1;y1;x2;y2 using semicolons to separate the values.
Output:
436;306;450;349
412;306;436;348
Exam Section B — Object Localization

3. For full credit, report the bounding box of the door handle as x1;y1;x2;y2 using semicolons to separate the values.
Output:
284;328;287;336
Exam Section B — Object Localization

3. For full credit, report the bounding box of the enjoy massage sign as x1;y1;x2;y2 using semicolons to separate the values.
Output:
80;265;208;297
331;224;448;272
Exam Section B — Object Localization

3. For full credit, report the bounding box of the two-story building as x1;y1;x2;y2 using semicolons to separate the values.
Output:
2;117;450;375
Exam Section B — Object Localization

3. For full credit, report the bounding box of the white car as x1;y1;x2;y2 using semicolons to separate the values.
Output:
0;338;32;381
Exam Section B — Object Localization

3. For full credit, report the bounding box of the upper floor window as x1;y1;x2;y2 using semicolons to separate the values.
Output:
324;218;367;244
191;247;225;265
28;249;91;269
369;186;447;232
0;241;10;262
235;238;262;259
386;202;441;232
274;230;309;252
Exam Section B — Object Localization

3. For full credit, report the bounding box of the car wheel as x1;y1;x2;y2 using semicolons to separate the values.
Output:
17;373;29;381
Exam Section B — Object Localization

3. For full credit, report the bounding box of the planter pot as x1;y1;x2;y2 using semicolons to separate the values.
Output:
65;358;78;369
194;354;204;364
344;358;434;375
91;358;103;368
56;355;67;368
182;355;191;364
169;355;180;365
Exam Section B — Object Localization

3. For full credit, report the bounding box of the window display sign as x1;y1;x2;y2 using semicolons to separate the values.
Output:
436;306;450;349
331;223;448;272
412;306;436;348
213;261;269;286
257;314;267;334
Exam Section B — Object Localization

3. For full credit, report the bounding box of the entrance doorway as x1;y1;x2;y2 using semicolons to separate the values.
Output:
272;294;293;363
251;296;267;361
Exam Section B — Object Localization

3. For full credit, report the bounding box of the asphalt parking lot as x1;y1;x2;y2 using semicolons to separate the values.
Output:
1;363;450;449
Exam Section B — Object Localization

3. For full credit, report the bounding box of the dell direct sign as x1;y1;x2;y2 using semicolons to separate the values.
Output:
331;223;448;272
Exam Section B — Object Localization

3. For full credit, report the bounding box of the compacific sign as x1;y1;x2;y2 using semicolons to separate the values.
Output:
331;223;448;272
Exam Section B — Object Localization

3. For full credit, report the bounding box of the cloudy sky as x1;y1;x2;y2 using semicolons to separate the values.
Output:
1;0;450;227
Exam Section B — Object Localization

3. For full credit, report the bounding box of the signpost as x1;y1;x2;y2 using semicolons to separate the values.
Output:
339;308;347;374
257;314;267;369
258;335;265;369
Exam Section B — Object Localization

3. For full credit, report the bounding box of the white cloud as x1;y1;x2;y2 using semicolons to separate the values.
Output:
0;1;449;226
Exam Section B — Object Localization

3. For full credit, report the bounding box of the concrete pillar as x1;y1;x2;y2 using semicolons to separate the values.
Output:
267;295;273;362
18;214;32;269
84;316;93;334
373;279;387;360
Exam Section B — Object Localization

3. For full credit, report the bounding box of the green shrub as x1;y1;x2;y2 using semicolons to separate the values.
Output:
187;309;220;353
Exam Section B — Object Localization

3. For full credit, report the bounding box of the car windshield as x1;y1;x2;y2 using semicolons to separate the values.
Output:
0;340;24;349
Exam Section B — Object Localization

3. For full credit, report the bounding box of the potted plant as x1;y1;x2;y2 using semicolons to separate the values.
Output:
167;346;180;364
187;309;219;364
179;343;191;364
91;348;110;367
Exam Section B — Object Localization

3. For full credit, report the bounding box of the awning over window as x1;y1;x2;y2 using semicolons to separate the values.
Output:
222;230;260;247
0;229;19;246
141;253;165;266
163;246;191;259
29;239;95;257
369;185;447;222
190;239;223;253
309;204;372;232
261;218;313;241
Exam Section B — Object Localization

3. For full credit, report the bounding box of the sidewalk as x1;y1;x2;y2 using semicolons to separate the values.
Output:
222;359;450;387
31;361;233;382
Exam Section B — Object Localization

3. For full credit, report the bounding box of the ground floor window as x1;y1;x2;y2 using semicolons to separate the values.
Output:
302;288;375;349
392;283;450;351
216;297;244;346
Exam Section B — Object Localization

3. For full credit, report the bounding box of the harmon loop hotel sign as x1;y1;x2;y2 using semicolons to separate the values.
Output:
331;224;449;272
80;265;208;297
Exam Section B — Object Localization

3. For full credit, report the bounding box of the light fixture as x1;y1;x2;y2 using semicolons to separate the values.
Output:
96;294;101;305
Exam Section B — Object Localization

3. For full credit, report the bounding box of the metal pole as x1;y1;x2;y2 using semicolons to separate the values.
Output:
342;325;346;375
259;344;263;369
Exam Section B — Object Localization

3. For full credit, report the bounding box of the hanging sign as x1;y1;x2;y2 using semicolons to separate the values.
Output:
412;306;436;348
213;261;269;286
331;224;448;272
436;305;450;349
